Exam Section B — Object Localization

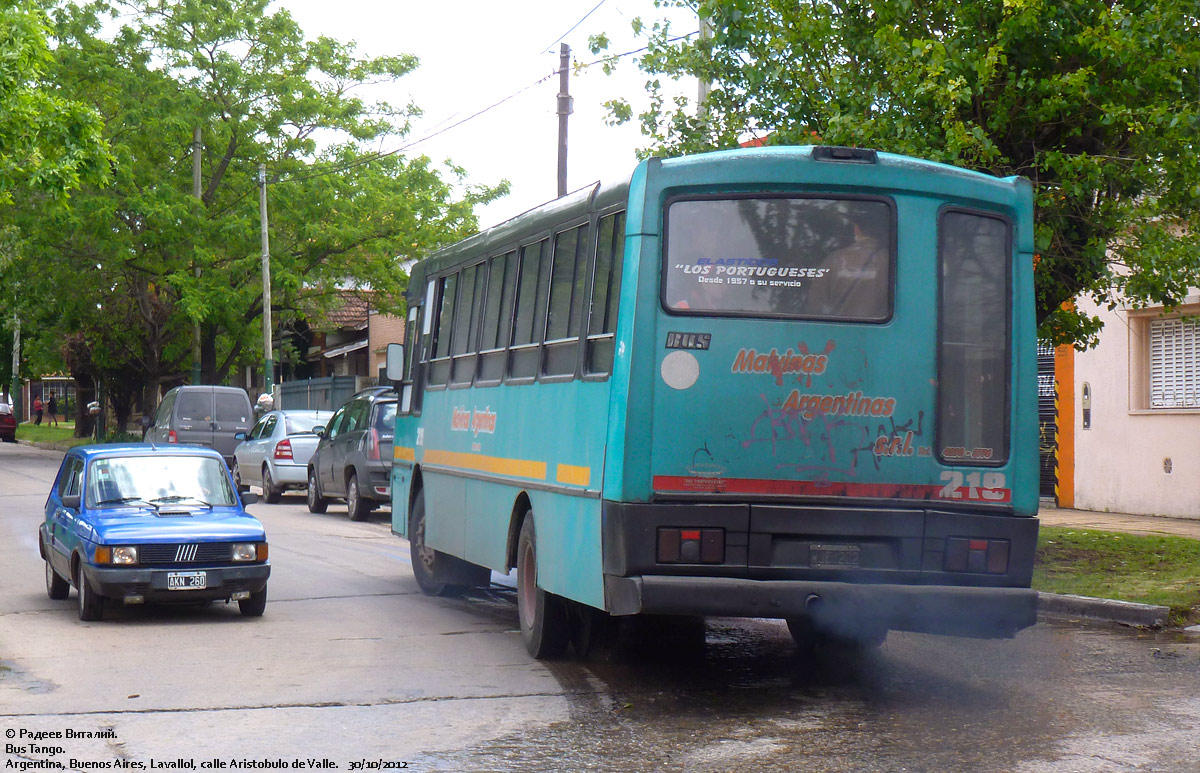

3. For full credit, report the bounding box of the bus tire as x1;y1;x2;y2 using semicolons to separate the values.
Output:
409;496;448;595
517;516;569;659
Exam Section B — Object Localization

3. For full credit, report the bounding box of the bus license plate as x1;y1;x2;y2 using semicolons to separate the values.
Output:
167;571;207;590
811;544;860;569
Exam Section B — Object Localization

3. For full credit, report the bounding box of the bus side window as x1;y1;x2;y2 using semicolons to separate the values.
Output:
509;239;549;381
400;303;420;414
586;211;625;376
544;223;590;377
477;251;517;385
427;272;458;387
450;262;486;386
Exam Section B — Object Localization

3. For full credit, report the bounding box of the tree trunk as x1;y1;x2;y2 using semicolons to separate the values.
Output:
74;375;95;439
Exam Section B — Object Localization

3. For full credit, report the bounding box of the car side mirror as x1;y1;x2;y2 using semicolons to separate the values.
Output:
386;343;406;382
241;492;259;506
313;427;325;437
62;494;81;509
234;432;247;441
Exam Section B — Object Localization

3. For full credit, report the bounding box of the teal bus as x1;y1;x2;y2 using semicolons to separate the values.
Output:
386;145;1040;658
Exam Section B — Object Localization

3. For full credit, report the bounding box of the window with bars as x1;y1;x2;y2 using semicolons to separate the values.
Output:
1149;318;1200;408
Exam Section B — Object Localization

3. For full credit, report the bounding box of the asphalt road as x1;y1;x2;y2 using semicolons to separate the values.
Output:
3;442;1199;772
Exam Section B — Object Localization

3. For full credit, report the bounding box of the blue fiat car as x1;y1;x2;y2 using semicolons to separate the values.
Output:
39;444;270;621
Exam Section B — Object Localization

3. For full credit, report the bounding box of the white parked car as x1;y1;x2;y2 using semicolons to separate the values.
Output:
232;409;333;503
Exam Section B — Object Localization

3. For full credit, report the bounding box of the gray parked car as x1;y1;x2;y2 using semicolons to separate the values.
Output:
307;387;396;521
232;409;333;503
146;386;254;468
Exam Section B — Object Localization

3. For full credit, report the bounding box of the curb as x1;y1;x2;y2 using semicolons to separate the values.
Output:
1038;591;1170;629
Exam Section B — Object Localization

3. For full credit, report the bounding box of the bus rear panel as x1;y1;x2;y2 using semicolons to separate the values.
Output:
600;148;1038;640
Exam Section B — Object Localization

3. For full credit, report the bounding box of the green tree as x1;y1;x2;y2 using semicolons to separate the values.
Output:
599;0;1200;347
0;1;109;405
11;0;504;428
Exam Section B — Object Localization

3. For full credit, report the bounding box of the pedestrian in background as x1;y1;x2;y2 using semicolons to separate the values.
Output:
33;395;43;425
47;394;58;426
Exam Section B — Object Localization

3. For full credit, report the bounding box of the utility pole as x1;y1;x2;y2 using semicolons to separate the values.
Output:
697;11;712;122
191;126;203;384
556;43;572;197
259;164;274;396
10;314;20;422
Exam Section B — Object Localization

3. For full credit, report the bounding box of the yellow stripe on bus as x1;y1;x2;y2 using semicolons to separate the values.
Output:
393;446;416;461
422;448;548;481
555;463;591;487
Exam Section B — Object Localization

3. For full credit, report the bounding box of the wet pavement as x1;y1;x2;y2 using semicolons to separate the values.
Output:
414;593;1200;772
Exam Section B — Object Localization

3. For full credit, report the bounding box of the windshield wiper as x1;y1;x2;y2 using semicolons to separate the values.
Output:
149;495;214;509
96;496;153;507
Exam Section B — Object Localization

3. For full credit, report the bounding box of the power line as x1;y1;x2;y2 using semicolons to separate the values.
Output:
543;0;610;53
267;30;698;189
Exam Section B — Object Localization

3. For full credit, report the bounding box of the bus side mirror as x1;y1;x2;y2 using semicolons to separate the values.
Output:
386;343;406;382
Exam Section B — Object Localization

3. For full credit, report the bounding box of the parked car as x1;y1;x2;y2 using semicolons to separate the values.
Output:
145;386;254;468
39;444;269;621
307;387;396;521
0;401;15;442
232;409;333;503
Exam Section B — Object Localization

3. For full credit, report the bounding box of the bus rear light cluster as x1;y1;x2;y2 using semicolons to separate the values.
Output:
657;528;724;564
944;537;1010;574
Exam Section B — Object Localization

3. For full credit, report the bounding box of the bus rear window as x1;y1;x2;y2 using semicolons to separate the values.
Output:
663;196;892;320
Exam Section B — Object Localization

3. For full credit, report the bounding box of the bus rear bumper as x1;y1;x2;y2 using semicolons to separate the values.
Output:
604;575;1038;639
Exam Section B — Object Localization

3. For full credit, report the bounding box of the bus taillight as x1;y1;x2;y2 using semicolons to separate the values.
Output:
944;537;1010;574
658;528;724;564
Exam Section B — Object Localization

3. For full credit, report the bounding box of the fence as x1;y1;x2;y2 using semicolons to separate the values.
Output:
279;376;364;412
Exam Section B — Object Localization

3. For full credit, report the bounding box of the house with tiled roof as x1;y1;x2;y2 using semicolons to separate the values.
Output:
304;290;405;380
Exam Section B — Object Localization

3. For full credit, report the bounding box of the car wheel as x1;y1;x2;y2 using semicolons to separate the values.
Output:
45;559;69;600
306;468;328;514
239;585;267;617
517;515;569;659
346;474;372;521
232;460;249;494
262;465;281;504
76;566;104;621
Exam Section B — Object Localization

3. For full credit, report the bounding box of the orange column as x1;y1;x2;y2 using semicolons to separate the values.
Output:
1054;343;1075;508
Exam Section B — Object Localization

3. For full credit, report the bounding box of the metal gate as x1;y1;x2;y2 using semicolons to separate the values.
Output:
1037;344;1058;499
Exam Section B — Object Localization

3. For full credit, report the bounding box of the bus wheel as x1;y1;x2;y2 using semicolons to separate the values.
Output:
517;516;569;659
409;496;447;595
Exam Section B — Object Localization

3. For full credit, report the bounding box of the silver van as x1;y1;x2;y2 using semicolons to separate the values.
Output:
147;386;254;467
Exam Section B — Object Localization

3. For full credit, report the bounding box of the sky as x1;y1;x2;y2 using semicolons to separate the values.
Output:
275;0;698;229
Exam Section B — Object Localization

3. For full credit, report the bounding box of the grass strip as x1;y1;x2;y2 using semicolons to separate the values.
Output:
1035;526;1200;627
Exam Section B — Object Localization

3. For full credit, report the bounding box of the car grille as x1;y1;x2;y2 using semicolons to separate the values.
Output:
138;543;237;565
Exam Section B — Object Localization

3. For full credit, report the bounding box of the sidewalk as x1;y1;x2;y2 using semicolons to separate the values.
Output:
1036;502;1200;632
1039;504;1200;540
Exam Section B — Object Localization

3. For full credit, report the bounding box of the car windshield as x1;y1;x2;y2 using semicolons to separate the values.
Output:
0;403;11;416
86;455;238;509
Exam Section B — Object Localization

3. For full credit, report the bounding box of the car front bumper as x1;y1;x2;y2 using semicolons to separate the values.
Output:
82;563;270;603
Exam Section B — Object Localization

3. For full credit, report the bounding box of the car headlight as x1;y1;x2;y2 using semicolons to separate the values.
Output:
96;546;138;565
233;543;267;562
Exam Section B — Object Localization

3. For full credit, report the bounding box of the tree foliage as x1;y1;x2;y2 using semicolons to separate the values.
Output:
3;0;505;423
598;0;1200;347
